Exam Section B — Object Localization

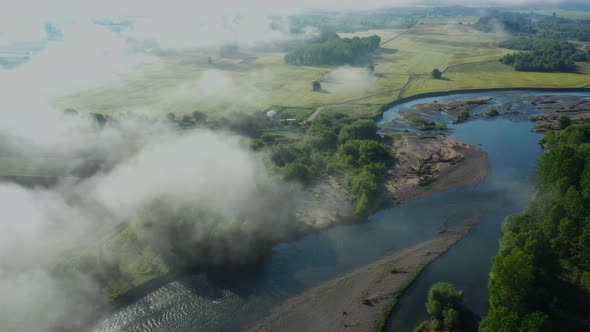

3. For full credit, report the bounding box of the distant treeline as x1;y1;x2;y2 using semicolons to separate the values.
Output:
481;124;590;331
474;12;537;34
284;32;381;66
475;11;590;41
499;37;588;72
283;9;417;33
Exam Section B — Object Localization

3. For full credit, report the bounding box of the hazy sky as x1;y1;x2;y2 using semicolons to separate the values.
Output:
0;0;565;18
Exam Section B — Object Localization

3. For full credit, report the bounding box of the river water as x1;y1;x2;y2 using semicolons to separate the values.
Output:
94;91;588;332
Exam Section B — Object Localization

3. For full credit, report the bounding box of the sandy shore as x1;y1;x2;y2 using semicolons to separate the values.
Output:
386;133;488;205
248;225;473;332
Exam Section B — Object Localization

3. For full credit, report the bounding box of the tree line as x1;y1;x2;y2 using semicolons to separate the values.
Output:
474;11;590;41
499;37;587;72
284;32;381;66
481;124;590;331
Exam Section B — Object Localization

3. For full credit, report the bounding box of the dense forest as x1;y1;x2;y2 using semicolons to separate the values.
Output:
481;124;590;331
475;11;590;72
474;11;590;40
499;37;585;72
284;32;381;66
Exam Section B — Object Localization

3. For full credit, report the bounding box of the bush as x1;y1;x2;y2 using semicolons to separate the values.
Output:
558;115;572;129
282;163;313;182
271;145;302;167
456;111;469;123
435;122;448;131
260;133;276;143
338;120;379;143
312;80;321;92
409;115;435;130
426;282;463;321
431;68;442;79
485;107;499;117
355;192;371;216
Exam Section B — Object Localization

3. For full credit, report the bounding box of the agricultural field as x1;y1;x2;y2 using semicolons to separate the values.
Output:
403;60;590;98
54;20;510;120
50;15;590;123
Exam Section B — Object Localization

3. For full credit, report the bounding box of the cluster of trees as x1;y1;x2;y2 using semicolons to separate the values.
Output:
167;111;208;128
477;11;590;41
284;32;381;66
269;113;393;216
481;124;590;331
474;12;536;34
499;37;584;72
415;282;471;332
536;15;590;41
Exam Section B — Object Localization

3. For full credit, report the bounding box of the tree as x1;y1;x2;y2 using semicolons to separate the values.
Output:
426;282;463;321
558;115;572;129
312;80;321;92
192;111;207;123
63;108;78;116
92;113;108;127
282;162;312;182
167;112;176;122
431;68;442;79
338;120;378;143
179;115;196;127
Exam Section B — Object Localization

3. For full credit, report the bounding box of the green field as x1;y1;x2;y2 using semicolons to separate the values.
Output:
403;61;590;97
54;20;512;120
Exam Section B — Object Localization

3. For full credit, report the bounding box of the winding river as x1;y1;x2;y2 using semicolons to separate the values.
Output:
94;90;589;332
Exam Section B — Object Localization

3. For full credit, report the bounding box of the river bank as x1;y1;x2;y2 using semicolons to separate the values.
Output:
248;225;475;332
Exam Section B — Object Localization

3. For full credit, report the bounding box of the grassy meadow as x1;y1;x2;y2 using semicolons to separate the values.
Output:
55;16;590;123
54;19;511;119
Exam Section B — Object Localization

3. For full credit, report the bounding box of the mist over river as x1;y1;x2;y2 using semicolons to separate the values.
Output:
94;90;589;332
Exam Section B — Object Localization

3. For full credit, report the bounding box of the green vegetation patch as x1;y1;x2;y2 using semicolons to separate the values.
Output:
500;37;588;72
278;107;315;121
285;31;381;66
481;124;590;331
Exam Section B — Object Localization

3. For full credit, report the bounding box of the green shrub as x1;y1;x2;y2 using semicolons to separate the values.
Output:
558;115;572;129
338;120;379;143
282;163;313;183
435;122;448;131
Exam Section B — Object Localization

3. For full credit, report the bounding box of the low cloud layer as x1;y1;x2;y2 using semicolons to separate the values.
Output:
322;66;376;93
0;18;299;331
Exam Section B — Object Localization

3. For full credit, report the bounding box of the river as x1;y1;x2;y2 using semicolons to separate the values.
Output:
94;90;589;332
